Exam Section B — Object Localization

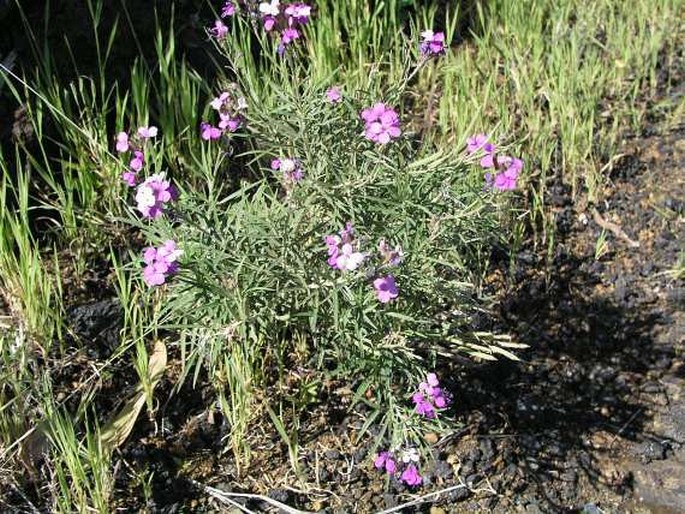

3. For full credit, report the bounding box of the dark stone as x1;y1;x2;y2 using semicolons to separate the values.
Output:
268;488;289;503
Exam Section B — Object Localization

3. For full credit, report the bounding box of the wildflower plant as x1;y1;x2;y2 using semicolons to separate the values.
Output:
122;7;524;480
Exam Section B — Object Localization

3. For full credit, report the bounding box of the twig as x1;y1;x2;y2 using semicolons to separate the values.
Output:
190;479;316;514
375;483;470;514
610;408;642;447
591;208;640;248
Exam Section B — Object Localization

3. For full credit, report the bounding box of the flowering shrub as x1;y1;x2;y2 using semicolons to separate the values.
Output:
118;10;524;488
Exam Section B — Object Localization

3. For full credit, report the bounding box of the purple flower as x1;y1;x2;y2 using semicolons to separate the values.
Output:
492;156;523;191
361;103;401;144
413;373;451;417
479;143;498;168
210;19;229;39
278;27;300;54
201;122;223;141
218;113;241;132
129;150;145;172
137;126;158;139
374;451;397;475
466;134;488;154
263;15;277;31
142;240;182;287
373;275;398;303
420;30;446;56
208;87;247;134
115;131;129;153
324;235;341;267
412;392;435;418
285;3;311;24
325;86;342;104
122;171;137;187
135;172;177;219
324;224;365;271
400;464;422;486
221;0;236;17
281;27;300;44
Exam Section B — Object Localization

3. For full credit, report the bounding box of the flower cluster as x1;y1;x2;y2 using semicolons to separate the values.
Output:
420;30;446;56
361;103;401;144
257;0;312;55
135;172;178;219
116;125;158;187
324;222;365;271
142;240;182;287
374;448;423;486
324;224;404;304
271;157;304;184
412;373;450;418
466;134;523;191
209;1;235;39
202;84;248;141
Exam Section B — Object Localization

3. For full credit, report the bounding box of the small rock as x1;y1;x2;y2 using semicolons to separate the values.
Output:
324;450;340;460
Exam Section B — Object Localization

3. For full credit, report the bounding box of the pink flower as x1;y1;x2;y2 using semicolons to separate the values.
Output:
115;131;129;153
122;171;137;187
271;157;304;184
413;373;451;417
285;3;311;23
210;19;229;39
325;86;342;104
361;103;401;144
201;122;223;141
221;0;236;17
420;30;446;55
263;15;277;31
492;156;523;191
218;114;241;132
479;143;498;168
374;451;397;475
373;275;398;303
466;134;488;154
142;240;182;287
412;392;435;418
137;126;158;139
129;150;145;172
400;464;422;486
135;172;177;219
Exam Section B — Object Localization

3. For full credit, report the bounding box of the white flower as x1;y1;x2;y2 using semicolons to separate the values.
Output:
401;448;420;464
259;0;280;16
